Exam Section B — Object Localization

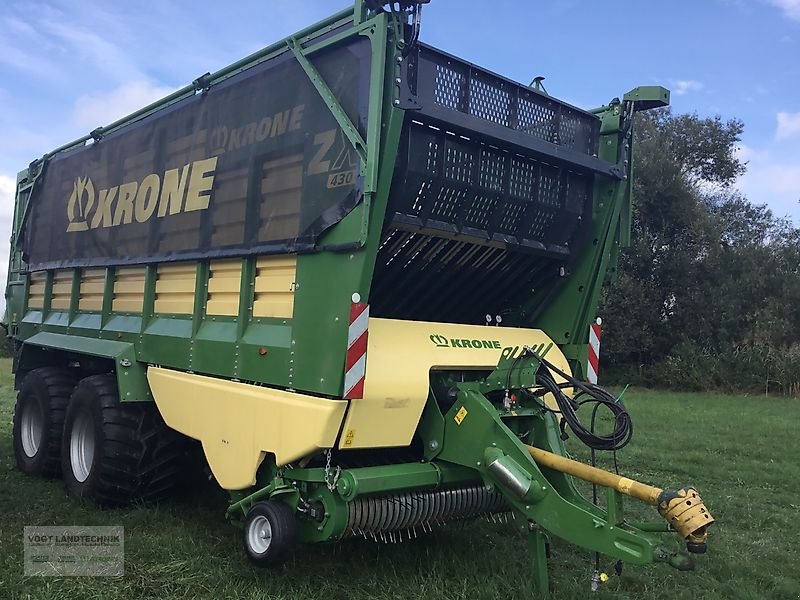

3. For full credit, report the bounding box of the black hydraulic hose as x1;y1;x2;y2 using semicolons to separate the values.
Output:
529;350;633;452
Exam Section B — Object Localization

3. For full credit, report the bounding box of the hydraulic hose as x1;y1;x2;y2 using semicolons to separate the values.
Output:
530;350;633;451
523;348;714;552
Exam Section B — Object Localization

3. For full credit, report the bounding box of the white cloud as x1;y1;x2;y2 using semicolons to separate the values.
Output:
737;146;800;223
4;16;36;36
40;19;146;83
0;40;63;81
776;112;800;141
739;163;800;224
0;174;16;221
672;80;704;96
0;174;16;315
735;143;768;163
767;0;800;21
71;80;176;130
758;164;800;194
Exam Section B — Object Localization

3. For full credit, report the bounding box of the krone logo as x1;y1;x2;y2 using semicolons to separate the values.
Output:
430;334;449;347
66;177;95;232
429;333;502;350
63;157;218;234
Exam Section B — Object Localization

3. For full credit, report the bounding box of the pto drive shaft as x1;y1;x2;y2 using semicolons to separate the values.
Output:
525;445;715;553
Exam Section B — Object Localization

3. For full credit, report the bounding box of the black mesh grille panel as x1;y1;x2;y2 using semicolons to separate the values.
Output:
424;46;599;156
469;73;511;127
434;63;467;110
388;121;590;254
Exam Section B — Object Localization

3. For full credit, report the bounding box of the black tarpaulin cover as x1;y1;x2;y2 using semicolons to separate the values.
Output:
23;37;371;270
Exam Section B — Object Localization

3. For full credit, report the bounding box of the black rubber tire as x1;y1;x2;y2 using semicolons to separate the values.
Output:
243;501;297;568
12;367;77;477
61;374;190;505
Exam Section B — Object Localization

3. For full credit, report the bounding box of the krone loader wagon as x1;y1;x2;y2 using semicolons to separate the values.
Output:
4;0;713;591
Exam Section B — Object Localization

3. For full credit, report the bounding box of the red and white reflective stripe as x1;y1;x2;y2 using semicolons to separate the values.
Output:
344;303;369;399
587;321;602;384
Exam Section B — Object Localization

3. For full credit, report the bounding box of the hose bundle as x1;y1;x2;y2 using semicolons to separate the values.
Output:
530;352;633;452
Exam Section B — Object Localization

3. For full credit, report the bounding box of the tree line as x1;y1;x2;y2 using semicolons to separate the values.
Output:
600;110;800;396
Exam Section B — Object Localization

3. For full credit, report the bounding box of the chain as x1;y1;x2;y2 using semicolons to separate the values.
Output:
324;449;341;492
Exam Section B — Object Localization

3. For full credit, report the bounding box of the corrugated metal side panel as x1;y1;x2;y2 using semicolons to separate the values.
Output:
206;259;241;317
113;266;146;313
50;269;73;310
253;255;296;318
155;262;196;315
79;268;106;312
27;271;47;309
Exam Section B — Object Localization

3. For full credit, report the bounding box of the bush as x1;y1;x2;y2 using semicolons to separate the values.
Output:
604;343;800;397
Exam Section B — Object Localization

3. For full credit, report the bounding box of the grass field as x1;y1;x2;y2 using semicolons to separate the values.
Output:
1;358;799;600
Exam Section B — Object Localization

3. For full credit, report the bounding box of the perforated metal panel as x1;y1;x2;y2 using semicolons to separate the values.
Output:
418;45;600;156
388;121;590;253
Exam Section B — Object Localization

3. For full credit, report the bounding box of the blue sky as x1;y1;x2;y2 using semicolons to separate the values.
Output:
0;0;798;290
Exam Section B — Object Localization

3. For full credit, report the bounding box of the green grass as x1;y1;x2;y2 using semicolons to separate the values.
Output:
1;358;799;599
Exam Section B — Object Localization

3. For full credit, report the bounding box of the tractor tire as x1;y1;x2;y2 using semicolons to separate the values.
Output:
61;373;189;505
243;501;297;567
12;367;77;477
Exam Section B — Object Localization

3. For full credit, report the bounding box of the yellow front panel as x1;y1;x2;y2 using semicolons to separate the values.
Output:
27;271;47;309
206;259;241;316
253;255;296;318
154;262;196;315
339;319;571;450
50;269;73;310
79;268;106;312
147;367;348;490
112;267;146;313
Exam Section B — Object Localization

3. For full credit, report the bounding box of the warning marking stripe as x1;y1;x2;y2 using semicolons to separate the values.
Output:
344;303;369;399
587;322;601;384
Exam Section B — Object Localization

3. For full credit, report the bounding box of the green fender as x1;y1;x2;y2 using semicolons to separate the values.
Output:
17;331;151;402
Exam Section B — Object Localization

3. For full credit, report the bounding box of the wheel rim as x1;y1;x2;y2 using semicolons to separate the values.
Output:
247;515;272;555
70;411;95;483
20;399;44;458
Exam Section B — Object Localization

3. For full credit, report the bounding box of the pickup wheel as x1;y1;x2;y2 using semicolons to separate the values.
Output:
12;367;77;477
62;374;189;505
243;501;297;567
